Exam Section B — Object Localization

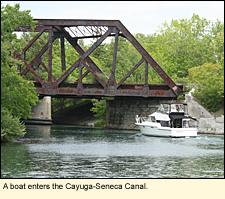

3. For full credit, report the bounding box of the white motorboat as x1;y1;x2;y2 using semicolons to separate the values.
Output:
135;102;198;138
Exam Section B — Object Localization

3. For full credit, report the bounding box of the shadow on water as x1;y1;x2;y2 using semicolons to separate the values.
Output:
1;125;224;178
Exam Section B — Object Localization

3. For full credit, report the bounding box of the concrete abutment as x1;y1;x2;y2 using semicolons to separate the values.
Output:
23;96;52;124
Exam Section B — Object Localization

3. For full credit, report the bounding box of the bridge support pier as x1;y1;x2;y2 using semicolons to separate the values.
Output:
23;96;52;125
106;98;169;130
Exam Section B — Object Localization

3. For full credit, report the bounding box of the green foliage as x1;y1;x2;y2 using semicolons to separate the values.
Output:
1;3;39;140
1;3;40;119
91;99;106;120
90;98;114;126
1;3;36;46
1;108;26;141
94;119;105;127
1;64;40;119
91;98;107;127
210;20;224;64
188;63;224;112
1;3;37;69
151;14;224;78
51;98;76;114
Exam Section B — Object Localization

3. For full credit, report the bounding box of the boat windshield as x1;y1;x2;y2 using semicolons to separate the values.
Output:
146;116;156;122
171;104;185;113
158;103;188;115
157;104;169;113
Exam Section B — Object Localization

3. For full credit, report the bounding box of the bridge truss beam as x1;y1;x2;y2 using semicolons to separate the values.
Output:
14;19;183;98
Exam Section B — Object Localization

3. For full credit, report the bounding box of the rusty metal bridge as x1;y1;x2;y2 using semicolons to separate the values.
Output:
14;19;183;99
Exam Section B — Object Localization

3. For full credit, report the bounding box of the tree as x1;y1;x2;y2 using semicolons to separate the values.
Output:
91;98;106;120
210;20;224;64
152;14;217;78
1;3;40;140
1;108;26;141
90;98;107;127
188;63;224;112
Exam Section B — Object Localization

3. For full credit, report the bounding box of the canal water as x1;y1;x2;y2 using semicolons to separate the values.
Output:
1;125;224;178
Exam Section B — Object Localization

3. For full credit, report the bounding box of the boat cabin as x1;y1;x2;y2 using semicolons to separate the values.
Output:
156;102;197;128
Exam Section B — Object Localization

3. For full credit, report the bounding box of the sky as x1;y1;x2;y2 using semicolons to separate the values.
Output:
2;1;224;36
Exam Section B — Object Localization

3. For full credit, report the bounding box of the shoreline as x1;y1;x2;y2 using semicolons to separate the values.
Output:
24;123;224;135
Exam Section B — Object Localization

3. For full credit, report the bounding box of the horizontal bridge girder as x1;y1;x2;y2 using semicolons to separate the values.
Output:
34;19;121;27
35;82;182;98
36;88;178;98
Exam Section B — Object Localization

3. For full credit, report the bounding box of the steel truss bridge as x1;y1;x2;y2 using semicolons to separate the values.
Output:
14;19;183;99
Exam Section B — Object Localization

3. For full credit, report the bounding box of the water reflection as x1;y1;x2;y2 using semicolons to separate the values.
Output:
1;125;224;178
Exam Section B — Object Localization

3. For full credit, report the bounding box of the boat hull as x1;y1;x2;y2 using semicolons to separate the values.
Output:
135;123;197;138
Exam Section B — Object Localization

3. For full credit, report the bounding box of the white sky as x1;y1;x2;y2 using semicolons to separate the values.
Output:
2;1;224;36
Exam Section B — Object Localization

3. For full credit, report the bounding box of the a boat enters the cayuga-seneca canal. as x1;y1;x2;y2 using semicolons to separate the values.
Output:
1;125;224;178
135;102;198;138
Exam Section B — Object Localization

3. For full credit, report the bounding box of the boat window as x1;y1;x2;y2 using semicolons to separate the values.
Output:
160;120;170;127
171;104;177;112
150;116;156;122
171;104;185;112
176;104;185;112
178;105;184;112
183;120;189;128
163;104;169;113
146;117;151;122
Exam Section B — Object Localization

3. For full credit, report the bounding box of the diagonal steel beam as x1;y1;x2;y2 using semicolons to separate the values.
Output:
24;60;44;85
83;62;106;88
56;58;81;85
79;28;112;60
116;21;182;96
56;27;111;86
74;70;90;83
55;25;111;59
74;43;107;77
22;27;46;54
20;37;57;76
39;59;56;81
116;58;144;88
55;26;108;77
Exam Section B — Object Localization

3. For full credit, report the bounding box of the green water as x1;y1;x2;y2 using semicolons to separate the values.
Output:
1;125;224;178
